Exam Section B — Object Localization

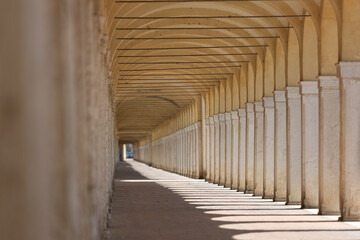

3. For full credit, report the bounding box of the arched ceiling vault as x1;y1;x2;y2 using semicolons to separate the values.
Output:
105;0;323;142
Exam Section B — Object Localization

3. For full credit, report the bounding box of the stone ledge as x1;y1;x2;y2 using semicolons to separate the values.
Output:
300;81;319;95
286;86;301;99
318;76;339;90
274;90;286;102
263;96;275;108
337;61;360;79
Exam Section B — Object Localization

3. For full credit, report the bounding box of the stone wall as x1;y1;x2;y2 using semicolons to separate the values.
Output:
0;1;116;240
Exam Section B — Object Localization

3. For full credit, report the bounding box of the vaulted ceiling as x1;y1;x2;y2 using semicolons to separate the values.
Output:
105;0;328;142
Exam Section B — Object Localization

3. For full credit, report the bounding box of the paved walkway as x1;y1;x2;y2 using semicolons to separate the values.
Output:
108;160;360;240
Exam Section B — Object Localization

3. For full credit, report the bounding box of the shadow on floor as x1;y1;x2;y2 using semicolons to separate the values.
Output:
108;161;360;240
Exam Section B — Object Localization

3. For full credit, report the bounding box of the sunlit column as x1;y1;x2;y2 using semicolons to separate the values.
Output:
338;62;360;221
254;101;264;196
300;81;319;208
263;96;275;199
231;111;239;189
209;116;215;182
286;86;302;205
205;118;211;181
318;76;340;215
238;108;247;192
219;113;226;186
246;103;255;193
225;112;232;188
214;114;220;184
274;90;287;201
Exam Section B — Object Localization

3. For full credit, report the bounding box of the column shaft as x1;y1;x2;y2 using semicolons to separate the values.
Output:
231;111;240;189
238;109;247;192
225;112;232;188
219;113;226;186
274;90;287;201
300;81;319;208
318;76;340;215
254;101;264;196
209;117;215;182
338;62;360;221
286;86;302;204
263;97;275;199
246;103;255;193
214;115;220;184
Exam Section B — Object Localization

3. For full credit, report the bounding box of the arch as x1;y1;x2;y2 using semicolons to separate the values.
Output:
240;66;248;108
340;0;360;61
247;64;255;103
302;15;319;81
255;55;264;101
287;28;301;86
264;47;275;96
320;0;339;75
275;38;286;90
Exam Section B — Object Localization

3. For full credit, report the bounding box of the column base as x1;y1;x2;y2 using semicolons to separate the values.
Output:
286;201;301;205
338;216;360;222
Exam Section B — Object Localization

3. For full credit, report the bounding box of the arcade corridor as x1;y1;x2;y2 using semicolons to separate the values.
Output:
1;0;360;240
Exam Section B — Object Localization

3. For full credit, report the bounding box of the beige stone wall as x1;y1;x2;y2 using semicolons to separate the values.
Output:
0;1;116;240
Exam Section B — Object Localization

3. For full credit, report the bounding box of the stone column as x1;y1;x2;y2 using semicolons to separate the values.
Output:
225;112;232;188
238;109;247;192
263;96;275;199
300;81;319;208
246;103;255;193
254;101;264;196
214;114;220;184
274;90;287;201
219;113;226;186
205;118;211;181
209;116;215;182
338;62;360;221
318;76;340;215
231;111;239;189
286;86;302;205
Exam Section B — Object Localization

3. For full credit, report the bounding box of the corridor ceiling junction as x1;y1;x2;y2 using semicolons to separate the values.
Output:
110;0;314;142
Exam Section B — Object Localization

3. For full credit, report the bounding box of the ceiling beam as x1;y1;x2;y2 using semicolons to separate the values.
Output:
115;26;291;30
116;36;279;40
114;15;310;20
117;53;256;58
119;65;241;71
117;45;266;51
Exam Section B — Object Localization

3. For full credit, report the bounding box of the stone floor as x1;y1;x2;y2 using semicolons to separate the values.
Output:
108;160;360;240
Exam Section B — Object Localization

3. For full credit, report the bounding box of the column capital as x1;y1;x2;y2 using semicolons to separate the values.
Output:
225;112;231;121
218;113;225;121
205;118;210;124
300;81;319;95
318;76;339;90
254;101;264;112
209;116;214;124
231;110;239;120
263;96;275;108
337;61;360;80
274;90;286;102
246;102;254;113
286;86;301;99
238;108;246;117
213;114;219;122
